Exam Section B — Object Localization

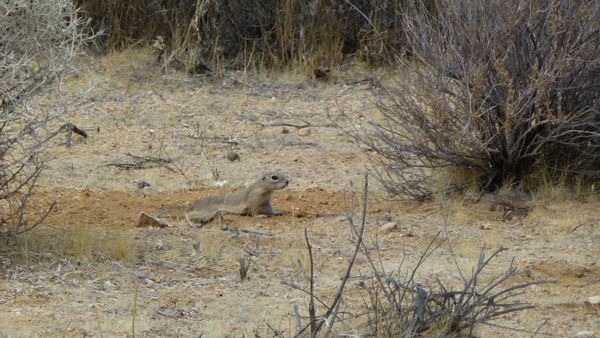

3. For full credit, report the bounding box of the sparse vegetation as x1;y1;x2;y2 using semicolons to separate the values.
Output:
356;0;600;200
358;245;541;337
1;1;597;337
0;0;94;238
7;224;134;263
74;0;410;73
289;176;539;337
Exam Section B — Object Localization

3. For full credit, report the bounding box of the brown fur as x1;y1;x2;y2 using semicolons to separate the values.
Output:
158;171;290;223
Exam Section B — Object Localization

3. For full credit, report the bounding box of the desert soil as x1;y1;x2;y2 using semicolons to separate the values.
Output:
1;50;599;337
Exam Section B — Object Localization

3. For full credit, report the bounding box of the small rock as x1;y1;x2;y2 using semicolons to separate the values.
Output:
298;128;311;136
226;151;241;162
574;331;595;337
215;180;229;187
378;222;397;235
110;94;125;102
155;239;165;250
281;127;290;134
137;181;151;189
137;212;169;228
480;222;492;230
585;295;600;305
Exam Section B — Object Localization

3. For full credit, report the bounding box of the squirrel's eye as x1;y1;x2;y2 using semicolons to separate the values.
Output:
271;175;278;180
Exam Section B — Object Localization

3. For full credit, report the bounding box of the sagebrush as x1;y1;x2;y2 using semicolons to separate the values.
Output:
358;0;600;199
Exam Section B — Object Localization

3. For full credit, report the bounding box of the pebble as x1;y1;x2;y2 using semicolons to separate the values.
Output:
226;151;240;162
585;295;600;305
378;222;397;235
298;128;311;136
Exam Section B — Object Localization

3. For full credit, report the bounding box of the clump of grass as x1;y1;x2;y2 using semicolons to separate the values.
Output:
524;162;600;204
198;232;225;261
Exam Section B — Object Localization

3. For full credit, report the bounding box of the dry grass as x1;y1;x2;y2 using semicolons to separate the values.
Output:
525;200;597;234
75;0;409;72
65;47;164;95
2;45;598;336
197;231;226;261
10;224;135;263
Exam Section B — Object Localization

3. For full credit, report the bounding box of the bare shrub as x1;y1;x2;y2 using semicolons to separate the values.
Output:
359;0;600;199
1;0;93;237
360;245;541;337
286;175;539;336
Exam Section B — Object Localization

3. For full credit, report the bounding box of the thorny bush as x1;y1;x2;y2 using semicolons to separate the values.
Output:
359;0;600;199
1;0;92;237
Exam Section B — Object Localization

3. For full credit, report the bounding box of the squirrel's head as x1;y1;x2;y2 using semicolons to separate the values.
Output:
261;171;290;190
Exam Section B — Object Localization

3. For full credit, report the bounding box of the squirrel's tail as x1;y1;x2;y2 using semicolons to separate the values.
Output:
156;205;188;217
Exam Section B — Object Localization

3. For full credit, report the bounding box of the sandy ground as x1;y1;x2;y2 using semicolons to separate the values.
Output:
1;49;599;337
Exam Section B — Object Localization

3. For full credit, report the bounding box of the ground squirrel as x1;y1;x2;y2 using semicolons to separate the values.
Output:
158;171;290;223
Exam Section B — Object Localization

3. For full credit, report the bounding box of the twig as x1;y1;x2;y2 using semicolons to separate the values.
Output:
265;323;285;338
184;134;243;146
281;280;331;309
294;304;303;333
220;223;274;237
318;173;368;331
305;228;317;337
131;283;139;338
238;113;336;130
570;223;586;233
61;123;88;147
296;173;369;337
104;152;176;172
162;147;192;185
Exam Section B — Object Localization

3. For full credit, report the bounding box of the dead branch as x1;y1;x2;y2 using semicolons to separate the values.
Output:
361;241;547;337
305;228;317;337
317;173;368;332
104;152;176;172
184;134;243;146
295;173;369;337
238;113;336;130
61;123;87;145
281;279;331;310
265;323;285;338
